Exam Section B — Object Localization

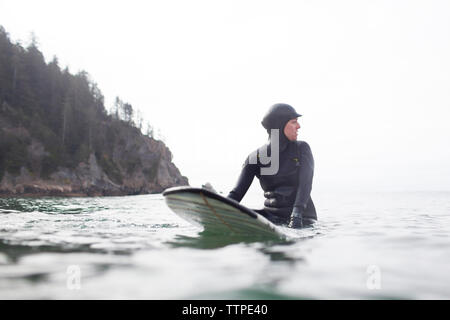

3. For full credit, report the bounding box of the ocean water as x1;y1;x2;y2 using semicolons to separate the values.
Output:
0;190;449;299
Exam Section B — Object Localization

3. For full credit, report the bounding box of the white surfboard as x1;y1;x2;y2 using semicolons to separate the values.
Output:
163;186;290;241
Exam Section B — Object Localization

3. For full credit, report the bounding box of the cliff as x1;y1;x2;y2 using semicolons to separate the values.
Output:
0;26;188;197
0;112;189;196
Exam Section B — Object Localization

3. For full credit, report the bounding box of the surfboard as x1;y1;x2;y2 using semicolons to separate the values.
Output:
163;186;290;241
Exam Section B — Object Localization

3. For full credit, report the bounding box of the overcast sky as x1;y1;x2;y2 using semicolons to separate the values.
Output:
1;0;449;197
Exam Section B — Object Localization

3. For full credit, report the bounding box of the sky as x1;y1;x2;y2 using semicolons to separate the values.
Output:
1;0;450;197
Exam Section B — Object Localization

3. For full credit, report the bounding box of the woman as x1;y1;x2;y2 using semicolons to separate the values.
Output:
227;103;317;228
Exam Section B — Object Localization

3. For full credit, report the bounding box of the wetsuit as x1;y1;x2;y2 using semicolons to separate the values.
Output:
227;136;317;226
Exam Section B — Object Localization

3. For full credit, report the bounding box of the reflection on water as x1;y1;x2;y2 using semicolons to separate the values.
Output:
167;232;302;264
168;230;293;249
0;241;112;263
0;192;450;299
0;197;109;215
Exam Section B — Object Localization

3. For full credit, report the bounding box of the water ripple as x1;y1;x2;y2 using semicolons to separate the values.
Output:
0;192;450;299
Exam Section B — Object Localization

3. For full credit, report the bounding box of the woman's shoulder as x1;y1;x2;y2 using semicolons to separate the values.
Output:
296;140;311;148
295;140;312;153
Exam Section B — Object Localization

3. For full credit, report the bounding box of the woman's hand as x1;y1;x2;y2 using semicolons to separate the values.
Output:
288;205;305;228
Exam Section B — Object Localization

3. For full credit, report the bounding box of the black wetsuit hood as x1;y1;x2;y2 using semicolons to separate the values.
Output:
261;103;302;151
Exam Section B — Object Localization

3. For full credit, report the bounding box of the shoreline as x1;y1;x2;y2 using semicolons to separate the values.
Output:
0;184;167;198
0;191;162;198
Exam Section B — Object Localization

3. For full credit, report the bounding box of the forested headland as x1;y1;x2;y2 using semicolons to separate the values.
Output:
0;26;188;196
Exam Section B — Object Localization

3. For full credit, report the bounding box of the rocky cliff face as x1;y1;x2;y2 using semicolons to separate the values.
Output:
0;26;189;196
0;124;189;197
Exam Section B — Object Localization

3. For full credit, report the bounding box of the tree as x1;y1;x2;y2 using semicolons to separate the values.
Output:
123;102;133;124
146;122;154;138
62;94;72;146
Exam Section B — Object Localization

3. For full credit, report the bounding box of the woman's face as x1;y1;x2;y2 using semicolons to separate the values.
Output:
283;118;300;141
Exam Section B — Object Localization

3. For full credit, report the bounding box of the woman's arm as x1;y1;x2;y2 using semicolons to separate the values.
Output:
289;141;315;228
227;156;258;202
293;141;315;208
